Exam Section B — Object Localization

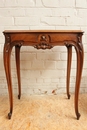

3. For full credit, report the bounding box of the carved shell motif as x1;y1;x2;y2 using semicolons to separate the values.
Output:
34;34;53;49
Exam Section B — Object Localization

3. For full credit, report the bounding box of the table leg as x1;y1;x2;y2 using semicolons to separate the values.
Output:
74;44;84;120
66;45;72;99
3;44;13;119
15;46;21;99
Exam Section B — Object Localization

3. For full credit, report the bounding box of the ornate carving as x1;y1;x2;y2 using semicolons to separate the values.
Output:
5;34;24;52
40;35;47;41
5;34;11;53
64;42;72;47
64;35;83;52
15;41;24;47
34;34;53;49
34;42;53;49
77;35;83;52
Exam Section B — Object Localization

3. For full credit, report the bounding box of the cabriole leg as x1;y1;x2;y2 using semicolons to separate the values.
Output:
3;43;13;119
66;45;72;99
74;44;84;120
15;46;21;99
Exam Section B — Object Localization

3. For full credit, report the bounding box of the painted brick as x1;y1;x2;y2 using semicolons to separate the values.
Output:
21;46;36;52
66;16;87;26
25;8;52;16
0;70;6;77
0;9;25;17
0;27;4;33
44;78;51;83
20;53;36;61
10;61;16;70
0;44;4;52
0;36;4;44
0;89;8;94
4;0;17;7
4;0;35;7
71;69;76;76
0;17;14;25
36;0;43;7
76;0;87;8
60;52;76;61
76;9;87;18
17;0;35;7
44;61;56;69
71;61;76;69
37;52;60;60
52;46;66;52
15;17;40;25
42;0;59;7
56;26;81;30
72;53;76;61
59;0;75;7
0;0;4;7
4;26;29;31
59;78;66;83
37;78;43;83
56;61;67;69
32;60;44;69
21;78;36;85
0;0;87;94
84;52;87;60
52;8;75;17
0;60;4;69
51;79;59;83
20;61;31;70
41;17;66;25
81;69;87;77
21;70;41;78
60;53;67;60
30;26;55;30
83;61;87;69
83;35;87;44
41;70;65;78
81;27;87;35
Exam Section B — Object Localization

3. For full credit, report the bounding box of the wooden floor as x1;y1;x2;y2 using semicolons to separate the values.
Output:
0;94;87;130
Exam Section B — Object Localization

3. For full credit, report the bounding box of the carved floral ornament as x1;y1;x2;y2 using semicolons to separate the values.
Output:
34;42;53;49
34;34;53;49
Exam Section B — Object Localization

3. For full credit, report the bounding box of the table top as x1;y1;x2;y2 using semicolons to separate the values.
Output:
3;30;84;34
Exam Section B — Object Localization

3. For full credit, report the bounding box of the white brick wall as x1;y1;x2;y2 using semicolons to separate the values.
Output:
0;0;87;95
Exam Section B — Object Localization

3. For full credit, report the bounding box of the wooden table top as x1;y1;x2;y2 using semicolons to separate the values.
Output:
3;30;84;34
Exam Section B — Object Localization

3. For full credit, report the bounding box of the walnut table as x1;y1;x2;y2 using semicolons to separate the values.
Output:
3;30;84;120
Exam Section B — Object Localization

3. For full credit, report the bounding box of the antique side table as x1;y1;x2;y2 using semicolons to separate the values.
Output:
3;30;84;119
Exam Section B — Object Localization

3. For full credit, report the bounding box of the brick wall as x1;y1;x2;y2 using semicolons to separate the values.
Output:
0;0;87;95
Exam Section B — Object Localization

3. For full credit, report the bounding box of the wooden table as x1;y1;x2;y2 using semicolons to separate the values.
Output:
3;30;84;120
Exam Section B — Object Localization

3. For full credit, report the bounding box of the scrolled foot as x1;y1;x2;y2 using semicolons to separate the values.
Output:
68;94;70;99
8;112;12;119
67;94;70;99
18;95;20;99
77;113;81;120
